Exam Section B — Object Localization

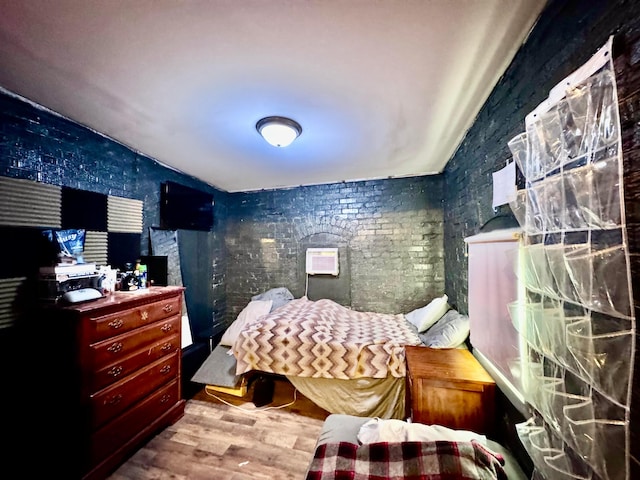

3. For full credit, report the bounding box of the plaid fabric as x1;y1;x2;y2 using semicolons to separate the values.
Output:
233;297;422;379
306;441;507;480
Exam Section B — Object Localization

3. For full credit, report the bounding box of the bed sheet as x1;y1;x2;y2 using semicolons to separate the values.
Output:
287;374;406;419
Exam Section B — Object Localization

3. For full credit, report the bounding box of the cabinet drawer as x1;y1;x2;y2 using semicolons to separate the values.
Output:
90;350;179;429
411;378;494;434
87;295;182;343
89;379;180;468
90;333;180;392
89;314;180;369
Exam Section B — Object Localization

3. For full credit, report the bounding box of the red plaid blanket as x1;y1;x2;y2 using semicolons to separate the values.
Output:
306;441;507;480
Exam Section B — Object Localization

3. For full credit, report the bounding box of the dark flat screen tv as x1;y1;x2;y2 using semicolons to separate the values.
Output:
160;181;214;231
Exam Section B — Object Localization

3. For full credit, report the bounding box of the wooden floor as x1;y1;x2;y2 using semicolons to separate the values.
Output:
108;376;330;480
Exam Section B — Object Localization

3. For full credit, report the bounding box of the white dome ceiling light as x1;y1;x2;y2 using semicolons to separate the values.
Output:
256;116;302;147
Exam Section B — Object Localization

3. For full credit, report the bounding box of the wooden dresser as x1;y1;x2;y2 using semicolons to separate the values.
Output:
44;286;186;479
405;346;495;435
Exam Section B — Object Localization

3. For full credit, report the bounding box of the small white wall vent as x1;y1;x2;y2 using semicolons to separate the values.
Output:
306;248;339;276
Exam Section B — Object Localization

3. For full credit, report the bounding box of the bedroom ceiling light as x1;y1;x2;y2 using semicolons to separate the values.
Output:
256;116;302;147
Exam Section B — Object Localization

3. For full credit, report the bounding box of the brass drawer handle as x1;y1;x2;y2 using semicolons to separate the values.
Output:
105;394;123;405
160;365;171;374
107;365;123;377
163;303;174;313
108;318;124;329
107;342;123;353
160;394;171;404
161;323;172;333
161;342;172;351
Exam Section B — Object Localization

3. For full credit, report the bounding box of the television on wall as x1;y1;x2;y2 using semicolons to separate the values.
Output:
160;181;214;231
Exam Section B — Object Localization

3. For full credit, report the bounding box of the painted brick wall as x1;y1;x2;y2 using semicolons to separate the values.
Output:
225;176;444;322
442;0;640;474
443;0;640;313
0;89;229;336
0;86;445;331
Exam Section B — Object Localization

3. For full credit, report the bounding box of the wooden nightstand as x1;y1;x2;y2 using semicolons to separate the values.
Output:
405;346;495;435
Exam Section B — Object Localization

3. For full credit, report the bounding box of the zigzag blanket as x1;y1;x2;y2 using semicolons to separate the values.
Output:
232;297;422;379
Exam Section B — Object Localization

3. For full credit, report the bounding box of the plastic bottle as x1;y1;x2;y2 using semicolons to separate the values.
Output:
139;264;148;288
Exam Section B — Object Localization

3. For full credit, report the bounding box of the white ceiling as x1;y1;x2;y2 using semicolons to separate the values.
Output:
0;0;546;193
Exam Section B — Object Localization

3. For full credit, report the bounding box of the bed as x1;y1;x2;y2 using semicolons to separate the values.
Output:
224;289;470;418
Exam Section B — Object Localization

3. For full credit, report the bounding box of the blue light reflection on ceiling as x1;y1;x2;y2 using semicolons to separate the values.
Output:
187;81;367;172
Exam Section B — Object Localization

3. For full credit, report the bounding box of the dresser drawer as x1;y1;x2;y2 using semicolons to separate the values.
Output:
89;314;180;369
87;295;182;343
90;333;180;392
89;350;179;429
89;379;180;468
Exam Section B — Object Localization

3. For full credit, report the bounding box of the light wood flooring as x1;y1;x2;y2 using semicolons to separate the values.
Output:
108;376;330;480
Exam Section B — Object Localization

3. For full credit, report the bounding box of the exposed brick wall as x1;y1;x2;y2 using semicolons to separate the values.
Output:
225;176;444;322
0;86;446;332
443;0;640;313
0;89;229;335
442;0;640;474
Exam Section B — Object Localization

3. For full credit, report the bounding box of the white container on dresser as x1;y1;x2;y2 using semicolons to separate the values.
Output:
44;286;186;480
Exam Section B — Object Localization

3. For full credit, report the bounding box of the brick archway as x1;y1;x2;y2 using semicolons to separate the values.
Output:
292;214;357;243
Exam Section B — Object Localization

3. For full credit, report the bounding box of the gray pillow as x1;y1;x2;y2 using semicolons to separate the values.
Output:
251;287;294;312
316;414;368;446
419;309;470;348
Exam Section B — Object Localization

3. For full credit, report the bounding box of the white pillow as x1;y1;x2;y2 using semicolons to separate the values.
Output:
420;310;470;348
405;294;450;333
219;300;273;346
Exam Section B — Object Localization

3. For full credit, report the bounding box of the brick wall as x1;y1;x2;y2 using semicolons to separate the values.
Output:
0;89;229;336
443;0;640;313
0;86;446;332
442;0;640;474
225;176;444;322
0;87;447;334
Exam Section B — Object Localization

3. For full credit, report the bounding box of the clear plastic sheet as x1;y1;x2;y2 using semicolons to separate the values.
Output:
566;314;632;405
516;417;593;479
509;189;528;231
526;184;545;234
510;37;634;480
546;243;586;303
522;243;558;296
540;176;565;232
508;132;528;175
526;119;547;182
564;244;631;318
563;392;626;480
536;297;563;361
539;102;566;175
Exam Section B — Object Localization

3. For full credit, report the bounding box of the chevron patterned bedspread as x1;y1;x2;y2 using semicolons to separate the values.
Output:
232;297;423;379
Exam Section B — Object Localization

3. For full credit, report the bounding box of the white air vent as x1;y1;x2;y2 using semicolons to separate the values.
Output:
306;248;339;276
